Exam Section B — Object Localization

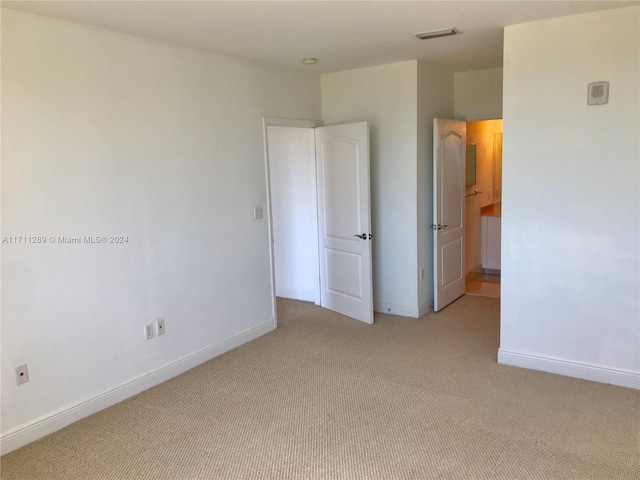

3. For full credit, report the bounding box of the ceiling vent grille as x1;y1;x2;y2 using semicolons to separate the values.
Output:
416;28;459;40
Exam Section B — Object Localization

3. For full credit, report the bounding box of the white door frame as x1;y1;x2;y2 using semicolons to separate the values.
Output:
263;117;321;328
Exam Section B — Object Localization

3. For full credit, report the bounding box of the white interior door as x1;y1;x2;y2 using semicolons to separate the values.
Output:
433;119;466;311
315;122;373;324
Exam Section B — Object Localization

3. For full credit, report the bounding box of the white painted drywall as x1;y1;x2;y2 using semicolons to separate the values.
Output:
267;126;319;303
417;61;454;314
499;6;640;388
454;68;503;121
321;61;420;317
1;8;321;447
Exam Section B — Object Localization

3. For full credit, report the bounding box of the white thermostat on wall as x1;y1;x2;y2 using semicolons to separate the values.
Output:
587;81;609;105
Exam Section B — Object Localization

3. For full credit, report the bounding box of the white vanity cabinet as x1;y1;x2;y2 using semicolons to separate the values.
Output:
481;215;501;271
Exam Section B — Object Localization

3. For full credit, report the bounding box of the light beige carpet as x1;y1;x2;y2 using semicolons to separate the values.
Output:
2;295;639;479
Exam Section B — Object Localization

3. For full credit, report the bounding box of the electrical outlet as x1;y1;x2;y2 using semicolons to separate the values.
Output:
144;323;154;340
15;364;29;385
253;206;263;220
156;319;165;335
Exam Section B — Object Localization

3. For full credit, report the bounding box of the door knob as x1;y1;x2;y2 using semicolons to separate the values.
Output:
430;224;449;231
353;233;367;239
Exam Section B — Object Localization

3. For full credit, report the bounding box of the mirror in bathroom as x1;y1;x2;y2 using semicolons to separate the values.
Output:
466;144;476;187
493;133;503;203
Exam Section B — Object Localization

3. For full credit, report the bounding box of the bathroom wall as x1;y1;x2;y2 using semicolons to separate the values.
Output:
465;120;503;275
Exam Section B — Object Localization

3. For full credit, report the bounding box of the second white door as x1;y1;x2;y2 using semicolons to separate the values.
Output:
315;122;373;324
433;118;466;312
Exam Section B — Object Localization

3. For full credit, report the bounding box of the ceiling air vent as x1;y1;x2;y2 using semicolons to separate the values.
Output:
416;28;459;40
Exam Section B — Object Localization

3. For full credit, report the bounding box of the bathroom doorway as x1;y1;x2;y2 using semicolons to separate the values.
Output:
464;119;503;298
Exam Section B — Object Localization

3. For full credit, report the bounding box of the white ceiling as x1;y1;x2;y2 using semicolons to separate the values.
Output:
4;0;637;73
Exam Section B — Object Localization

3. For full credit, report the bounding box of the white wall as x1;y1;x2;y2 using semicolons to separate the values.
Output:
454;68;503;121
417;61;454;312
321;61;421;317
267;126;319;303
499;6;640;389
1;9;321;452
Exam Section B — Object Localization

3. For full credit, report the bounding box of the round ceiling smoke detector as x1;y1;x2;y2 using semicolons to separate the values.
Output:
302;58;318;66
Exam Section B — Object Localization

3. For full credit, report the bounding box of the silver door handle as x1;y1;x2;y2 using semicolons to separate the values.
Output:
430;224;448;231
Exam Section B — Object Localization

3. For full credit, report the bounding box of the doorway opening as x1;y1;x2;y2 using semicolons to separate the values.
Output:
263;118;374;326
464;119;503;299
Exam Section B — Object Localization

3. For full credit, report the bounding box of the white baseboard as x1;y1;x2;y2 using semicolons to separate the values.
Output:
498;349;640;390
374;302;420;318
1;319;275;455
418;302;432;318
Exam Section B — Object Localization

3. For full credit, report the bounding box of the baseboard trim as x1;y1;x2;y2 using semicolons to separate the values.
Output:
418;302;432;318
1;319;275;455
374;302;420;318
498;349;640;390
